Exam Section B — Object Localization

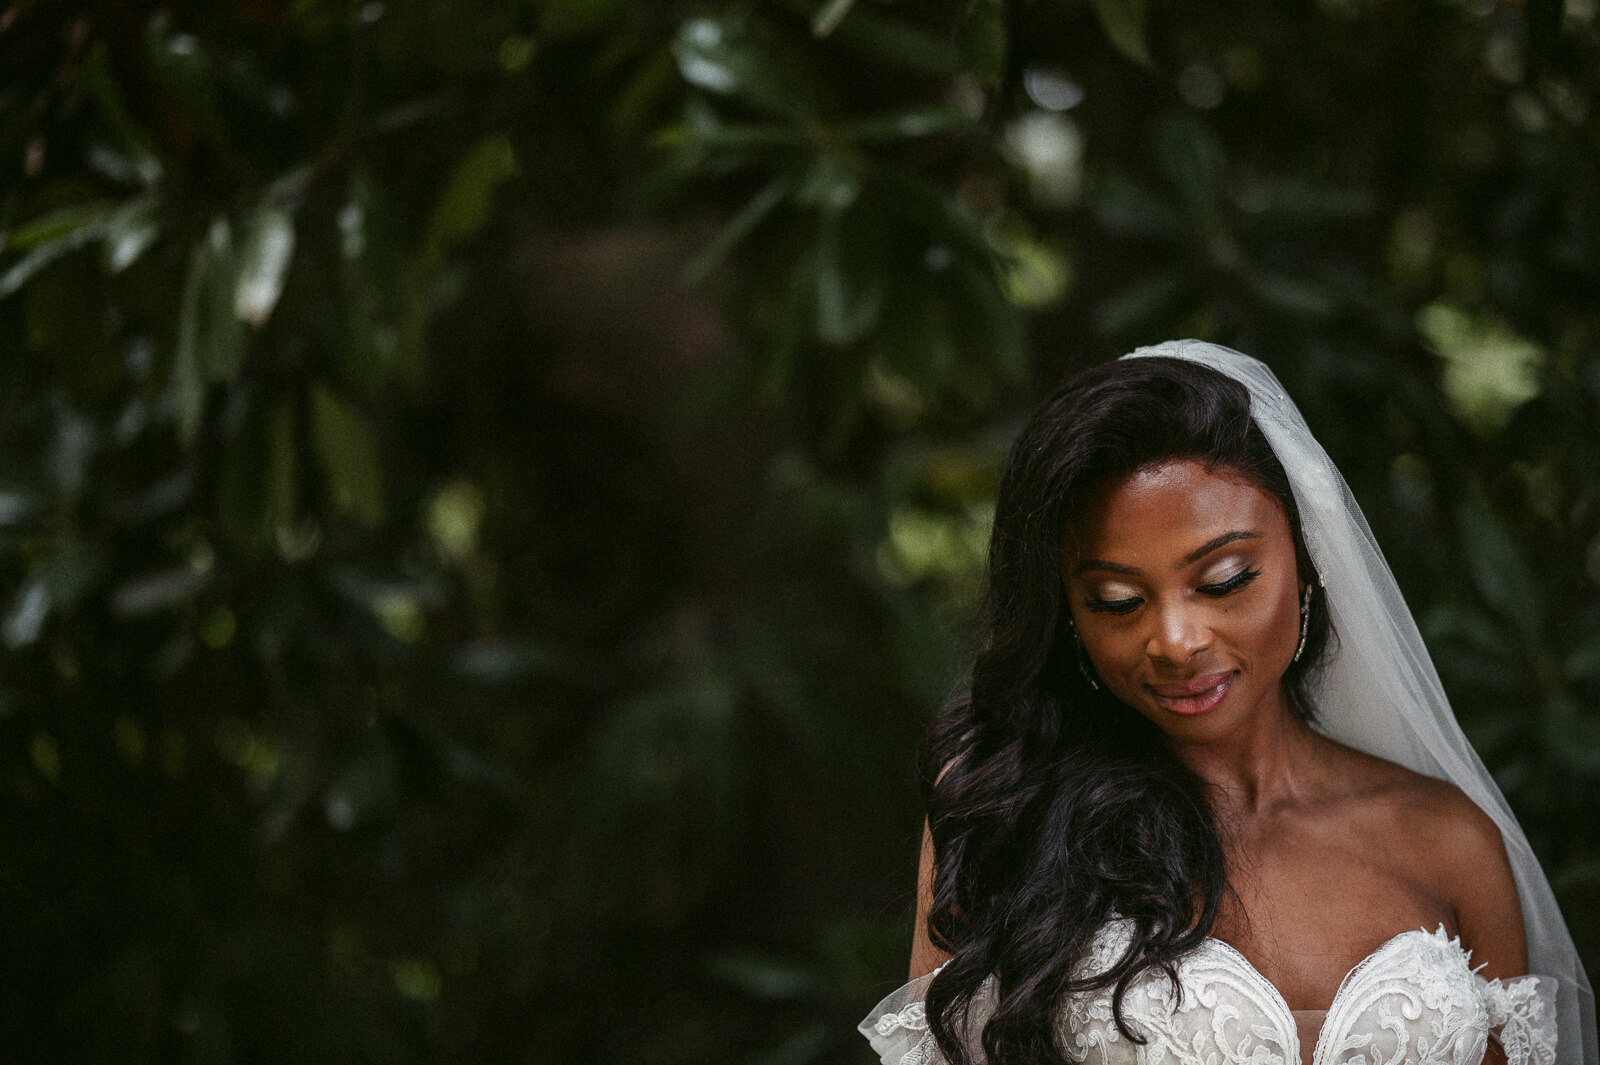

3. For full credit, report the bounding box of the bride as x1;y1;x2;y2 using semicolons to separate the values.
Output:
860;342;1596;1065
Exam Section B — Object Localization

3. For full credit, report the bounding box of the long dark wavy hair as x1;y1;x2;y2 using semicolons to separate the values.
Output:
917;356;1332;1065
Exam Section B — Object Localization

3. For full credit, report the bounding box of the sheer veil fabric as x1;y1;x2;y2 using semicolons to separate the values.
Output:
1124;340;1596;1065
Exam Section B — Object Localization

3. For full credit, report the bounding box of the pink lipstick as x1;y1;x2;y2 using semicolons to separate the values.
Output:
1147;671;1234;716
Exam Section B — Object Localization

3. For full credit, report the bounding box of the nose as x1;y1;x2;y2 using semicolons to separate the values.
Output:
1145;597;1212;666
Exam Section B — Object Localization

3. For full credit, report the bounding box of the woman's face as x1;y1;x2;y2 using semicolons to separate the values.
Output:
1062;459;1304;742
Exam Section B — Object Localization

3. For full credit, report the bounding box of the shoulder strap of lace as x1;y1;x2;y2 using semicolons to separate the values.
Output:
1479;973;1560;1065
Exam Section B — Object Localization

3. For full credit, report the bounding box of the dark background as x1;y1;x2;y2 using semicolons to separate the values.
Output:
1;0;1597;1062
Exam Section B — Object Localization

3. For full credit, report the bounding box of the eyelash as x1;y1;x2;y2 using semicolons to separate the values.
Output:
1084;568;1261;616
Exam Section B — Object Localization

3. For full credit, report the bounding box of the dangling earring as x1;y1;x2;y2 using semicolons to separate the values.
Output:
1293;585;1314;662
1079;654;1101;691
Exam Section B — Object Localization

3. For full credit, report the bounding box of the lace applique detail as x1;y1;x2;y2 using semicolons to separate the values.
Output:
861;972;995;1065
898;1032;941;1065
1315;927;1486;1065
1059;921;1298;1065
875;1001;929;1037
1480;974;1559;1065
858;926;1562;1065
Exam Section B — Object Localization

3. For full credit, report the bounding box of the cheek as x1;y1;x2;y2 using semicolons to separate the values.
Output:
1241;579;1303;660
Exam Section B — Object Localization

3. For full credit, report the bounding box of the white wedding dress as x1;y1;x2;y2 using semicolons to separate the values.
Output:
861;921;1558;1065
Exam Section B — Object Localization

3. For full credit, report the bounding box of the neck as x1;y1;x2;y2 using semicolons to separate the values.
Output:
1167;698;1322;816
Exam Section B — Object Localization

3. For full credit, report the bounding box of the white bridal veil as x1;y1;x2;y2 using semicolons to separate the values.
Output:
1125;340;1597;1065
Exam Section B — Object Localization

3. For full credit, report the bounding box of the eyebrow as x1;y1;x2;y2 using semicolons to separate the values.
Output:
1073;531;1261;577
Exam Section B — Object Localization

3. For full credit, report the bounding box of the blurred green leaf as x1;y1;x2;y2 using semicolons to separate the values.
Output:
5;201;121;252
811;0;857;38
109;566;213;618
336;172;404;384
0;201;122;297
1091;0;1152;66
173;218;245;439
684;174;795;283
1238;180;1373;231
234;205;297;328
795;154;861;210
79;44;163;187
1094;270;1194;338
220;398;297;548
100;197;163;273
655;121;808;151
310;386;385;526
673;15;814;118
825;8;964;76
813;205;883;346
843;106;974;142
961;0;1008;84
143;10;221;140
396;136;518;380
419;136;518;268
3;580;50;649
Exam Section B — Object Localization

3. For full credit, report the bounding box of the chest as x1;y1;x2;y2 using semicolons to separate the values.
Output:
1213;819;1456;1011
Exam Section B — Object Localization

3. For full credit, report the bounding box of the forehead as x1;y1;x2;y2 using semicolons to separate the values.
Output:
1068;460;1290;564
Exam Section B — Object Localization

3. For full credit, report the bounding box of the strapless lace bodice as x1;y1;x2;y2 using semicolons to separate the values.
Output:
861;924;1559;1065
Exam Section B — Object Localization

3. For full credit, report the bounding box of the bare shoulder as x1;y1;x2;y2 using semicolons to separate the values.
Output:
1322;743;1501;855
1320;742;1527;975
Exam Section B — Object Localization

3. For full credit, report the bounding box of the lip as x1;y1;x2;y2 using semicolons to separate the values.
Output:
1146;671;1235;716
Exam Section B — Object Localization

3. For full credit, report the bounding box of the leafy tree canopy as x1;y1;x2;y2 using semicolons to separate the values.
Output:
1;1;1597;1062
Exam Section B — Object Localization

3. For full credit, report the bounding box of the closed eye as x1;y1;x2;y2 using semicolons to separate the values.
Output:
1198;568;1260;596
1084;594;1142;616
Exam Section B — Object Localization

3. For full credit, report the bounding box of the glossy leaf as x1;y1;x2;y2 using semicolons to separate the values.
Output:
673;16;814;118
79;45;163;187
100;196;163;273
173;219;245;440
233;205;296;327
0;202;120;297
397;136;518;381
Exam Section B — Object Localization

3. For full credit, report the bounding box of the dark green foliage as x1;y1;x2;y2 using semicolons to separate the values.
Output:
1;1;1597;1062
